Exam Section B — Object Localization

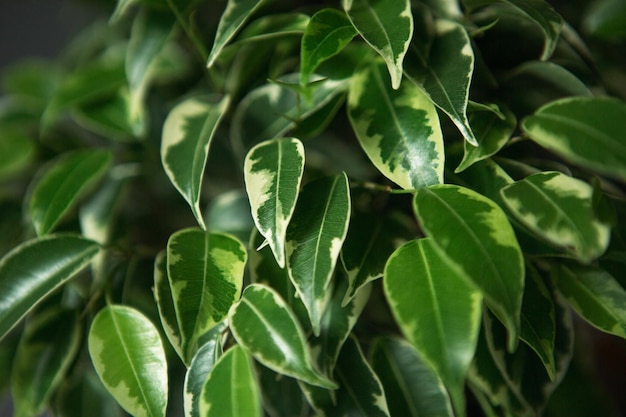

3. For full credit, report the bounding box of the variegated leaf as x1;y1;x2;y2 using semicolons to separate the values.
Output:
414;185;524;350
0;234;99;340
228;284;336;388
88;305;168;417
405;17;477;146
167;229;246;364
286;173;351;335
161;94;230;229
384;238;482;416
501;171;611;263
153;251;183;360
300;8;357;85
522;96;626;183
343;0;413;89
348;59;443;190
244;138;304;268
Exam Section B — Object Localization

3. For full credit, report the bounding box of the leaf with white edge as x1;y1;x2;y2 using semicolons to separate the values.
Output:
184;324;225;417
348;59;443;190
244;138;304;268
11;308;81;417
29;149;112;236
0;234;99;340
553;263;626;339
340;209;413;305
501;171;611;263
162;95;230;229
228;284;336;388
384;238;482;416
404;18;476;146
522;97;626;183
207;0;267;67
302;336;390;417
167;228;246;364
370;337;455;417
286;173;351;335
414;185;524;350
456;105;516;172
300;8;357;85
343;0;413;89
88;305;168;417
154;251;183;360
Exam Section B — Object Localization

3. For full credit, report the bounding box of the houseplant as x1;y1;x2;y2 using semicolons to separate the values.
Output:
1;0;626;415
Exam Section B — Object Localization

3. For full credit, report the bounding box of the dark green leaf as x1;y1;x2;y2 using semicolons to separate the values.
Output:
154;251;182;359
584;0;626;39
235;13;310;44
205;190;255;243
0;126;35;180
256;365;309;417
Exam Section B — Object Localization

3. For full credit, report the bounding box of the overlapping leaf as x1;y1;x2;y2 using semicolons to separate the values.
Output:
343;0;413;89
234;13;310;44
0;234;99;340
384;238;482;416
501;171;611;263
414;185;525;349
256;365;309;417
228;284;336;388
244;138;304;268
348;59;443;190
167;229;246;363
522;97;626;182
88;305;168;417
161;95;230;229
153;251;183;360
29;149;112;236
285;173;351;335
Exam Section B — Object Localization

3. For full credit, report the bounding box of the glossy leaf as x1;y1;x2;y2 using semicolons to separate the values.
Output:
88;305;168;417
184;325;225;417
0;126;34;180
370;337;454;417
404;18;476;146
414;185;524;349
161;94;230;229
244;137;305;268
501;171;611;263
228;284;336;388
207;0;267;67
300;8;357;85
553;263;626;338
29;149;112;236
348;59;444;190
154;251;183;359
167;229;246;363
285;173;351;335
522;97;626;182
0;234;99;340
343;0;413;89
384;238;482;416
11;308;81;417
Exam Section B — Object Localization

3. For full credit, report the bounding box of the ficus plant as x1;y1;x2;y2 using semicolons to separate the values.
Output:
1;0;626;416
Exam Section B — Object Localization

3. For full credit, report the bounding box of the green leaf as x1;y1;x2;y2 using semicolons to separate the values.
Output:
55;367;125;417
414;185;524;349
300;8;357;85
343;0;413;89
522;97;626;183
110;0;137;24
0;126;35;180
256;365;309;417
29;149;112;236
404;17;477;146
72;88;137;141
286;173;351;335
302;336;390;417
553;263;626;339
384;238;482;416
234;13;310;44
0;234;99;340
370;337;454;417
154;251;183;359
501;171;611;263
205;190;255;243
348;59;443;190
167;228;246;363
161;94;230;229
584;0;626;39
207;0;267;67
244;138;304;268
199;345;261;417
506;0;563;60
456;105;516;172
228;284;336;388
184;325;225;417
88;305;168;417
11;308;81;417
